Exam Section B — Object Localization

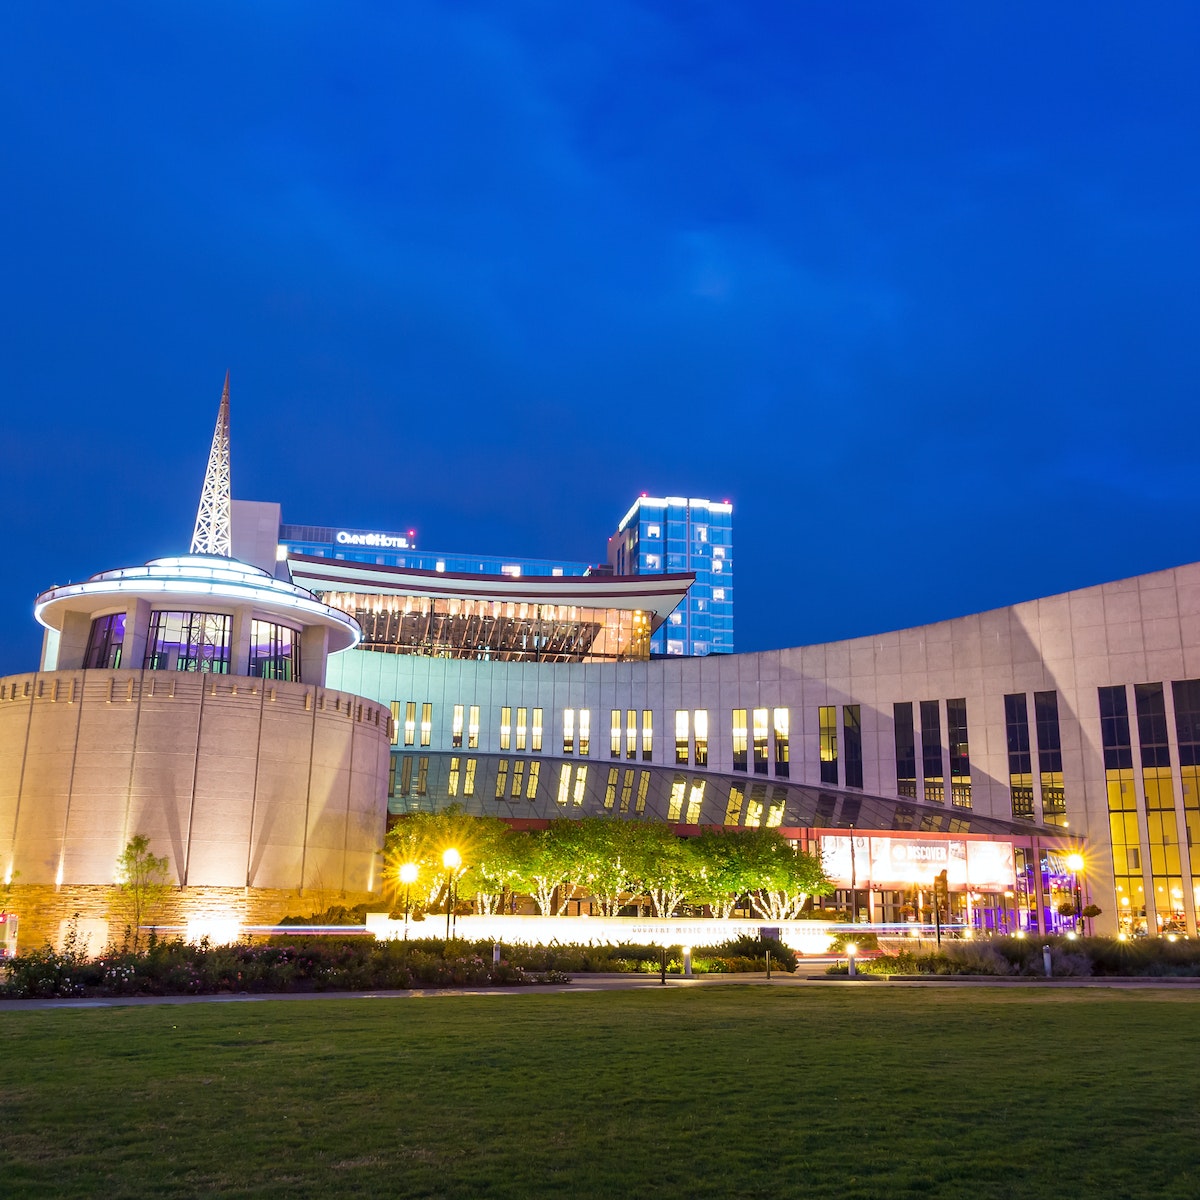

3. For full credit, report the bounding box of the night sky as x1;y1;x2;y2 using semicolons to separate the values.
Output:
3;3;1199;677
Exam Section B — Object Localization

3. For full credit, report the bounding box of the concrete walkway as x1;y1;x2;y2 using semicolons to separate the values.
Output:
3;969;1199;1010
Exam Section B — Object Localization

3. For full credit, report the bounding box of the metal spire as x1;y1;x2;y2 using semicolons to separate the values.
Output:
190;372;232;556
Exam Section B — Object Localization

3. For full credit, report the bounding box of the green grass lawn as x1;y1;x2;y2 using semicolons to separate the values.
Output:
3;986;1199;1199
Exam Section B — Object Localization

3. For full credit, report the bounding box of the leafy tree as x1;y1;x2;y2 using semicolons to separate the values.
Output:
628;823;697;918
508;822;579;915
566;818;646;916
112;835;173;951
742;830;830;920
690;828;767;917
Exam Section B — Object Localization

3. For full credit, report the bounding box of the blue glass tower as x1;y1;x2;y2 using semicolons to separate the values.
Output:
608;496;733;655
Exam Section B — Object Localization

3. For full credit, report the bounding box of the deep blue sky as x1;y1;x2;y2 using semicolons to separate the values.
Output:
3;3;1199;675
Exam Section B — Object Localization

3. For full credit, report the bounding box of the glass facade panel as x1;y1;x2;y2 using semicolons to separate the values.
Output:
844;705;863;790
1100;685;1143;935
894;702;917;799
753;708;769;775
83;613;126;670
420;702;432;747
1034;691;1065;825
144;611;231;673
1137;683;1185;932
1171;680;1200;924
563;709;575;755
526;760;540;799
920;700;943;804
947;698;971;808
819;706;838;785
248;620;300;681
1004;693;1034;820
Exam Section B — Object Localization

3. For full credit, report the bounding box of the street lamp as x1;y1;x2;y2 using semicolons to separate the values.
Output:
1066;852;1084;934
443;847;462;940
399;862;418;940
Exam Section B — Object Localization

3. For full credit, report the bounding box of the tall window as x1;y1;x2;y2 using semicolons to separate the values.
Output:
920;700;943;804
642;710;653;760
1004;694;1034;820
725;782;745;825
452;704;464;749
844;705;863;789
511;759;525;798
605;766;620;808
819;706;838;785
894;702;916;798
732;709;748;771
1171;680;1200;923
144;611;231;673
532;708;543;753
495;760;509;799
1034;691;1065;825
557;764;572;806
516;707;527;752
526;760;540;799
626;709;637;759
1137;683;1184;933
420;702;432;748
390;701;401;747
579;709;591;757
947;698;970;808
468;705;480;750
694;710;709;767
753;708;769;775
404;702;416;747
611;710;622;758
563;709;575;755
84;613;126;670
500;706;512;751
675;710;689;764
1099;685;1140;935
248;620;300;681
773;709;789;778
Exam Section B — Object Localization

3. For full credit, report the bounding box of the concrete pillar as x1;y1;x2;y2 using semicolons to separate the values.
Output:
301;625;330;685
123;598;152;671
55;611;93;670
230;607;254;678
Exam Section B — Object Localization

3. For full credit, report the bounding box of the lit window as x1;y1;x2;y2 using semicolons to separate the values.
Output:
733;709;748;771
712;547;725;559
646;524;661;538
773;708;789;778
468;705;479;750
642;710;653;760
532;708;543;753
670;613;683;625
753;708;769;775
619;769;635;812
605;766;619;808
627;709;637;759
694;710;708;767
557;763;571;806
463;759;477;796
502;565;521;578
496;760;509;799
675;710;689;764
667;640;684;654
435;561;446;573
712;560;723;573
404;702;417;747
636;771;650;814
713;588;725;601
516;707;527;752
390;701;401;747
526;761;540;799
500;706;512;751
724;783;744;825
611;710;622;758
644;554;661;570
512;759;525;797
667;776;687;821
573;766;587;806
579;709;590;757
551;568;563;577
452;704;464;750
686;780;705;823
448;757;460;796
819;705;838;784
563;709;575;755
695;526;707;543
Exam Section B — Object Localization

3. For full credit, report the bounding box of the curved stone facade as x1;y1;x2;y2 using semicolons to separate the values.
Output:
0;669;391;896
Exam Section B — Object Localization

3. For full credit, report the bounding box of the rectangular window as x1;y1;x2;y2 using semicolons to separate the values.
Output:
753;708;769;775
516;707;527;752
573;765;587;806
1100;685;1140;936
1034;691;1064;825
463;758;477;797
636;771;650;814
563;708;575;755
605;766;620;808
417;757;428;796
732;709;748;771
390;701;401;747
773;709;789;778
1137;683;1183;932
686;780;705;824
894;702;917;799
642;710;653;760
420;702;432;748
579;709;590;757
844;705;863;789
526;760;540;799
611;710;622;758
404;701;417;747
725;782;745;825
694;710;708;767
626;709;637;759
532;708;543;753
745;782;767;828
400;755;413;795
495;759;509;798
452;704;464;750
619;768;635;813
1171;680;1200;921
668;775;687;821
557;763;572;806
947;698;970;808
448;756;460;796
819;705;838;785
512;759;525;798
388;754;397;797
675;710;689;764
1004;693;1034;820
920;700;944;804
468;705;479;750
500;706;512;751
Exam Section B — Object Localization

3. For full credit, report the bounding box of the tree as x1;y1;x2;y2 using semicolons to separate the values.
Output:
742;830;830;921
690;828;767;917
627;823;697;918
113;835;173;951
566;818;645;916
508;823;579;915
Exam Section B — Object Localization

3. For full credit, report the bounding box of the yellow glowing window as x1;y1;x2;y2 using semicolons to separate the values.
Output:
557;763;572;806
516;707;527;752
753;708;769;771
420;702;432;747
724;783;744;825
667;776;687;821
686;780;705;824
452;704;464;749
573;765;587;806
579;709;590;757
605;766;619;808
500;706;512;751
611;710;622;758
496;760;509;798
468;705;480;750
512;759;525;797
448;757;460;797
636;771;650;814
694;710;708;767
404;701;417;747
563;708;575;755
732;709;748;770
620;768;635;812
627;709;638;759
642;710;653;760
532;708;543;752
464;758;477;797
526;761;540;799
390;701;401;746
675;710;689;764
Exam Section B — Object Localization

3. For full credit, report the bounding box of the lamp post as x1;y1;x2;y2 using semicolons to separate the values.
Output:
1066;852;1084;935
443;847;461;941
399;862;418;940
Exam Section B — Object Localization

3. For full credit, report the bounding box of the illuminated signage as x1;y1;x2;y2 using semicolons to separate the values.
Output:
336;530;410;550
820;835;1015;892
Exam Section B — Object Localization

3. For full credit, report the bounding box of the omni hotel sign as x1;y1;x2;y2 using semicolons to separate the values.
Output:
335;530;410;550
820;835;1015;893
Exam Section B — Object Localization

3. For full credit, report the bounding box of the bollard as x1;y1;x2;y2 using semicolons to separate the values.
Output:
1042;945;1052;978
682;946;693;977
492;943;501;966
660;946;667;985
766;949;771;981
